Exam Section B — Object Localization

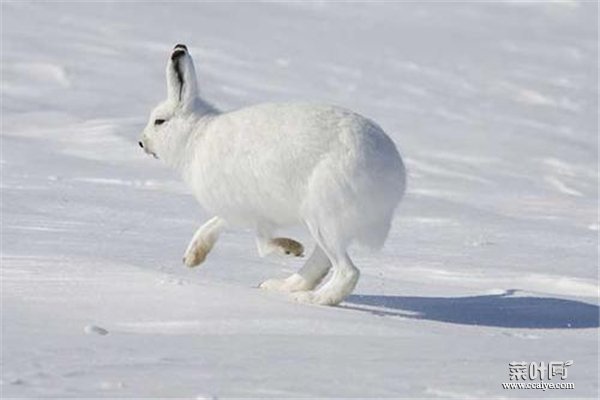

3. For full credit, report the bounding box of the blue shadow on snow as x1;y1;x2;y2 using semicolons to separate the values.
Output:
344;290;599;329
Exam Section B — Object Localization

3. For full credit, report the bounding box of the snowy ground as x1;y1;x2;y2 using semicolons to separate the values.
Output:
1;1;598;398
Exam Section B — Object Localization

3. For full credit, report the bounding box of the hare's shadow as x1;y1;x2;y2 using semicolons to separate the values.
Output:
344;290;599;329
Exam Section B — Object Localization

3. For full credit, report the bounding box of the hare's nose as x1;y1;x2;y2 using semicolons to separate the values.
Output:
138;141;144;148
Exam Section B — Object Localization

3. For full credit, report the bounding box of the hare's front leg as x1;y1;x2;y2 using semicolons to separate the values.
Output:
183;216;226;267
259;245;331;292
255;231;305;258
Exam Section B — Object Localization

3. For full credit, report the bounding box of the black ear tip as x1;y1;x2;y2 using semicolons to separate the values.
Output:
171;49;186;61
174;43;188;51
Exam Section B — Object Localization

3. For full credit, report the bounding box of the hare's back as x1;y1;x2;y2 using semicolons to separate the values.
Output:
216;102;381;153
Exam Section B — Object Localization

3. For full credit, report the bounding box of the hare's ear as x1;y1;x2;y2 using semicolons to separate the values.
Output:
166;44;198;109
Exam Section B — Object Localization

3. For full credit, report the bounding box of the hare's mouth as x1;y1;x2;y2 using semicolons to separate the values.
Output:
138;141;159;159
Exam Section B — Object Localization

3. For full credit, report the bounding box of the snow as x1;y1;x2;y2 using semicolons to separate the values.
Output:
1;1;598;398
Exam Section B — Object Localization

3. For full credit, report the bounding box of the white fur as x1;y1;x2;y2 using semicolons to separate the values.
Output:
140;45;406;305
182;216;225;267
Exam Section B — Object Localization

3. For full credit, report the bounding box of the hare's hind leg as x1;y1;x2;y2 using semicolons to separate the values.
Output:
183;216;225;267
259;245;331;292
291;224;359;306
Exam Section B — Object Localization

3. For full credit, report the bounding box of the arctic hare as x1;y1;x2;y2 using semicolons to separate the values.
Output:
139;44;406;305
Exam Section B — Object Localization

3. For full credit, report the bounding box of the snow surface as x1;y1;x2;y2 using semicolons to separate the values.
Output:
1;1;598;398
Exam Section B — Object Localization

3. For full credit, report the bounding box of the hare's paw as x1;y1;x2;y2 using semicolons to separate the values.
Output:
292;264;359;305
290;290;342;306
259;273;312;292
259;278;288;291
183;216;225;268
290;290;317;304
270;237;304;257
290;272;358;305
182;240;212;268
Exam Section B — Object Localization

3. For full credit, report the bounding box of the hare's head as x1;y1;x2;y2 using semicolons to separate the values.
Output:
139;44;204;164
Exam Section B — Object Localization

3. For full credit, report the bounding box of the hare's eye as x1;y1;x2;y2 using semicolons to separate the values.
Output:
154;119;166;126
